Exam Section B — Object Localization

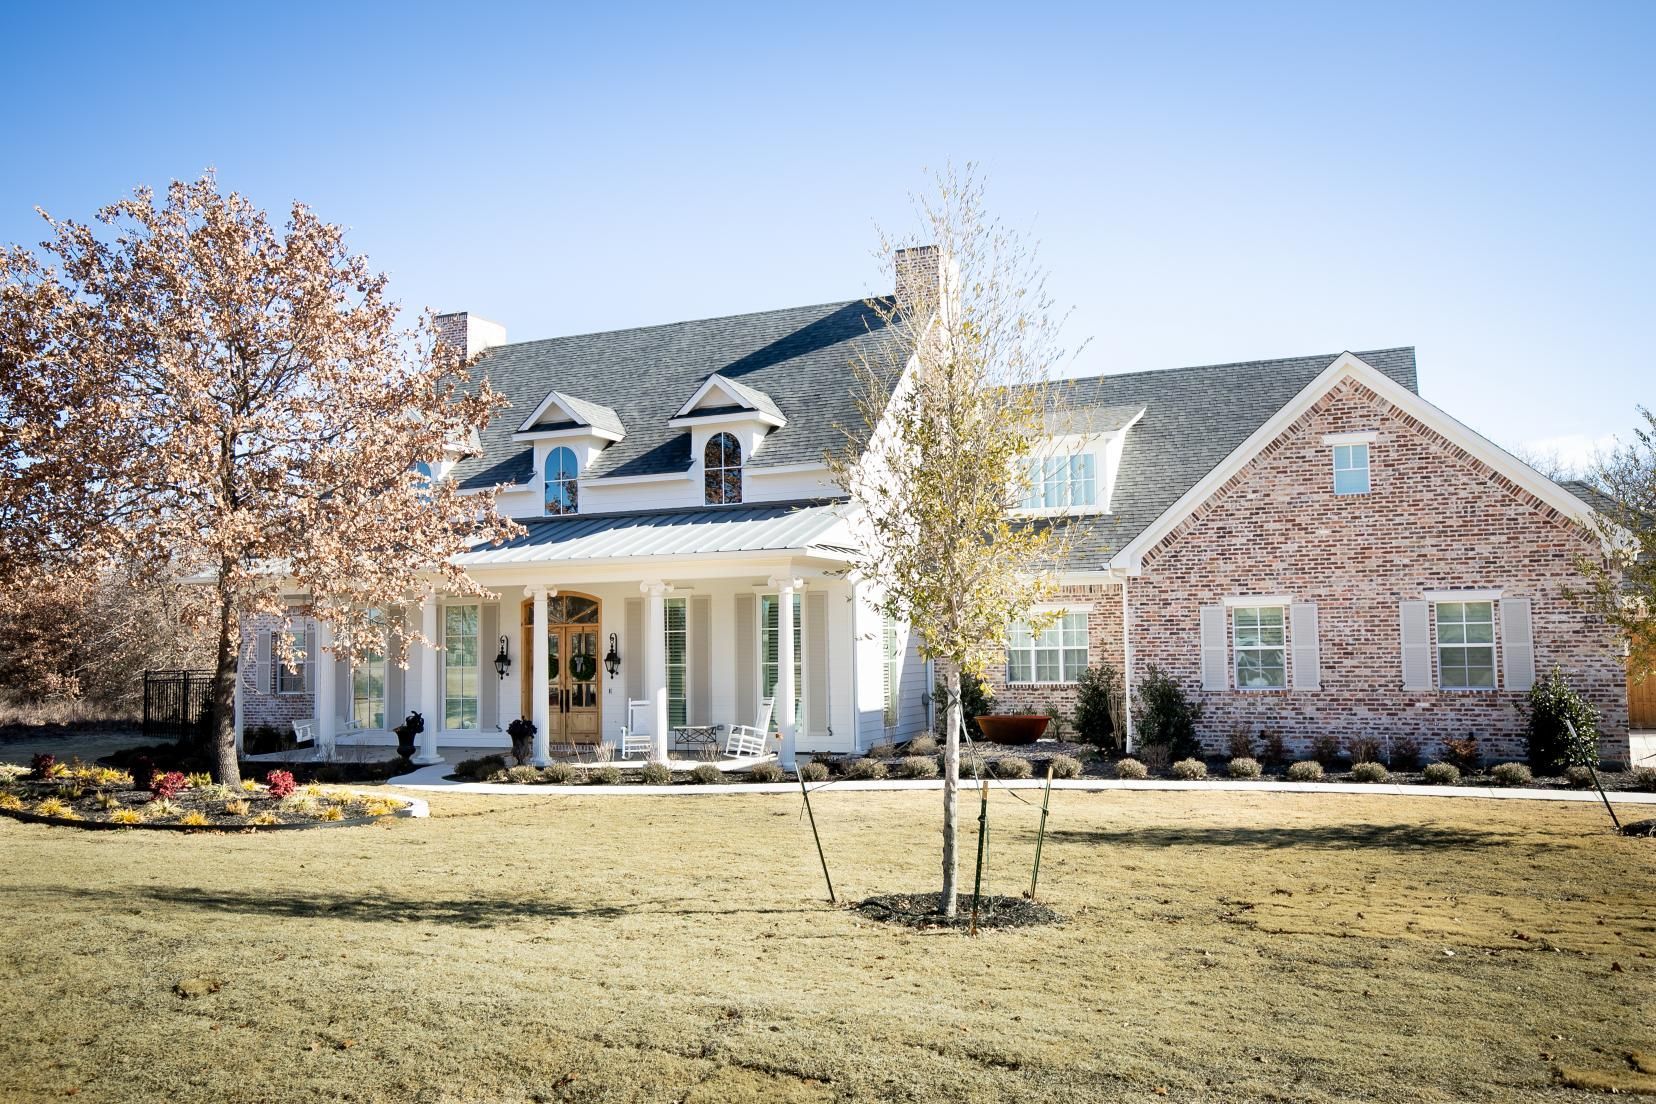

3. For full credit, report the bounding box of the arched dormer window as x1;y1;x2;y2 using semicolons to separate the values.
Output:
544;446;579;515
704;433;742;505
413;460;434;503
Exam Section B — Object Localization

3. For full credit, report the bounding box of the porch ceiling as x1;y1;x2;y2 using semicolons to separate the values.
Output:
455;499;857;566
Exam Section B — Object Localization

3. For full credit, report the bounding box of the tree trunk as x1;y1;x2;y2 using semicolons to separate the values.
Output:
210;589;241;787
941;665;962;916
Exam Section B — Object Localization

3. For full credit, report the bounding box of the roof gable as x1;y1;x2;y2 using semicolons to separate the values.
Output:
515;390;626;441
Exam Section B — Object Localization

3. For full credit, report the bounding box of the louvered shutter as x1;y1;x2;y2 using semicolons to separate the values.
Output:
335;647;352;723
1199;605;1227;691
807;591;829;739
256;629;273;695
1500;598;1535;692
734;593;757;727
1400;601;1431;690
625;598;644;702
479;604;499;730
385;607;406;729
1290;603;1320;691
304;625;317;696
690;595;711;725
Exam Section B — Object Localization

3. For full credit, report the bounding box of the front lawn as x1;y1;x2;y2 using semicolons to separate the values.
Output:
0;789;1650;1102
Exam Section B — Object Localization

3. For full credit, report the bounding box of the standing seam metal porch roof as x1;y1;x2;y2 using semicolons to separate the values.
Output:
455;500;856;565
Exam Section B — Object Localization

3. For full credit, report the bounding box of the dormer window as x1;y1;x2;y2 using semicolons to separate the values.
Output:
544;446;579;515
1021;454;1096;510
704;432;742;505
414;460;434;503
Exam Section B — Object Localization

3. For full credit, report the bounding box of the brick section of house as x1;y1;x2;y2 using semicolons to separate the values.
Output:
239;614;313;737
979;583;1124;720
1126;376;1627;763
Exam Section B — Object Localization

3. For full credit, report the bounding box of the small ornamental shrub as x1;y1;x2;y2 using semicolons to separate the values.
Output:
1623;765;1656;792
844;757;888;781
1563;765;1595;789
897;755;939;779
264;770;297;799
1346;737;1384;765
94;791;122;811
34;796;75;818
1226;728;1254;760
748;761;785;783
1048;754;1083;779
993;757;1033;780
249;811;282;826
0;792;24;811
1170;758;1207;780
456;755;506;782
1259;730;1288;766
185;772;214;789
223;798;251;816
1440;736;1481;772
935;672;996;739
1491;762;1533;788
640;762;673;785
360;797;402;817
586;766;623;785
689;764;723;785
0;763;27;784
146;798;182;818
1350;761;1390;784
317;806;345;822
541;762;577;785
506;765;540;784
1286;760;1325;783
178;810;211;827
1422;762;1461;786
151;772;188;799
108;808;145;825
799;761;829;783
907;734;939;756
867;742;898;760
957;753;986;778
1132;665;1203;760
129;754;157;792
1311;735;1343;768
1391;738;1423;771
1227;757;1262;779
30;753;59;779
280;794;319;816
1521;667;1600;774
1074;663;1122;749
1114;758;1149;780
240;779;260;793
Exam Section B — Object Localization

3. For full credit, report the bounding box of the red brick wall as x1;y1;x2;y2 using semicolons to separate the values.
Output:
979;583;1125;722
1127;376;1627;763
239;615;313;737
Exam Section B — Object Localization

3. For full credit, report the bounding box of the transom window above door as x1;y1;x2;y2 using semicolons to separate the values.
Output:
544;446;579;515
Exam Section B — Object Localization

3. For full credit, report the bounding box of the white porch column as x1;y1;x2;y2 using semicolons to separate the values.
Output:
414;590;443;765
642;581;670;763
529;585;551;767
314;619;337;753
771;575;799;771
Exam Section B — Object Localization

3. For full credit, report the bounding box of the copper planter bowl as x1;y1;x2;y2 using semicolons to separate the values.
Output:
975;714;1051;745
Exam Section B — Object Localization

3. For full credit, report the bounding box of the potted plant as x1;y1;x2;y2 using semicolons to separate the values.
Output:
507;717;537;766
393;711;423;760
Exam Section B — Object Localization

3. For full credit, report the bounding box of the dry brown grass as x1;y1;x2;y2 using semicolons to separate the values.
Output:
0;789;1651;1103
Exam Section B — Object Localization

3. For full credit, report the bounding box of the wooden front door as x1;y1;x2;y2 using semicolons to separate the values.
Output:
520;595;603;745
1631;668;1656;730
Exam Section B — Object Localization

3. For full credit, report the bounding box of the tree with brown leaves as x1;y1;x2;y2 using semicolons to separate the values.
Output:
0;174;517;784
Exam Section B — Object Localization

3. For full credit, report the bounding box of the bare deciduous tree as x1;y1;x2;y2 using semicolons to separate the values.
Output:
1567;406;1656;682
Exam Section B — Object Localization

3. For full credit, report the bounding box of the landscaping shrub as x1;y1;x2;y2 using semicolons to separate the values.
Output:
935;672;995;739
146;798;181;818
1286;760;1325;783
844;758;888;781
1629;766;1656;793
150;771;187;799
0;792;23;811
179;810;211;827
1391;738;1423;771
1170;758;1207;780
748;762;785;783
264;769;296;798
1131;666;1202;760
993;757;1033;780
1521;668;1600;774
1226;728;1254;760
867;741;898;759
1136;744;1170;774
1439;736;1481;772
1563;765;1595;789
30;753;58;779
1350;761;1389;784
907;734;938;756
541;762;577;784
506;765;540;784
1310;735;1343;768
1048;754;1083;779
108;807;144;825
1346;737;1384;765
1114;757;1148;780
455;755;506;782
799;761;829;783
1259;730;1287;766
34;796;74;818
1227;756;1262;779
1491;762;1533;788
185;771;213;789
223;798;251;816
1074;663;1121;749
688;764;723;785
585;765;623;785
641;762;672;785
896;755;938;779
1422;762;1460;786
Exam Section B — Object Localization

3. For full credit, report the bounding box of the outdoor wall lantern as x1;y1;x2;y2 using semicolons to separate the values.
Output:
494;635;511;681
604;633;621;678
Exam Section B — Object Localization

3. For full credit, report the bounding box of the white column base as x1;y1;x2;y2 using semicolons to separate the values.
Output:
411;750;447;767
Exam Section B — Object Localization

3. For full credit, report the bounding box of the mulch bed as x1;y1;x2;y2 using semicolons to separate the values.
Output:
1620;818;1656;838
0;774;411;832
857;892;1062;930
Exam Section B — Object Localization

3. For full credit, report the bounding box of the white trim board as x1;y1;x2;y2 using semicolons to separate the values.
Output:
1223;595;1292;608
1423;588;1504;602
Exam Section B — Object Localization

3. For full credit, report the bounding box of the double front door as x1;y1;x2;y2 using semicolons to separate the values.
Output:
521;595;602;744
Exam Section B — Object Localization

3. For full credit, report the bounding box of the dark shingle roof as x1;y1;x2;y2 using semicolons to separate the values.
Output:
451;300;896;490
1054;347;1419;569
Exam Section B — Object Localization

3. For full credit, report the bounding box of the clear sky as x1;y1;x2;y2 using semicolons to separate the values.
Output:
3;1;1650;469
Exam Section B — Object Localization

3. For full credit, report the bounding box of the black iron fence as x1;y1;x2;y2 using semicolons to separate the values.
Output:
142;669;215;746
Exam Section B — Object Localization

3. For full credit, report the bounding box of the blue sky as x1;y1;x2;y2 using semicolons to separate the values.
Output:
3;1;1650;468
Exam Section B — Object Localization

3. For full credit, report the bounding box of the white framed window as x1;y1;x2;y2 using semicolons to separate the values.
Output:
350;611;387;729
1333;443;1370;495
704;432;742;505
544;446;579;515
760;592;802;720
442;604;480;731
1435;600;1496;689
1021;454;1096;510
276;629;308;695
665;596;688;727
1232;605;1287;689
1007;611;1088;683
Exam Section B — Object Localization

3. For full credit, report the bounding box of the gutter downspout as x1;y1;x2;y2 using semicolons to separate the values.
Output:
1120;573;1135;754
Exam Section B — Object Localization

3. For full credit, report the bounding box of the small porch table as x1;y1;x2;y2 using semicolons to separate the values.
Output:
671;724;725;754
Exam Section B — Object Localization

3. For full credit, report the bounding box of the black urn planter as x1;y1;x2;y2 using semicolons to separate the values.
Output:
395;711;424;760
507;717;537;766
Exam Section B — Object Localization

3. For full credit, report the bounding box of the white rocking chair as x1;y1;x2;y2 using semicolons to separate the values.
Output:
618;699;653;759
724;698;774;758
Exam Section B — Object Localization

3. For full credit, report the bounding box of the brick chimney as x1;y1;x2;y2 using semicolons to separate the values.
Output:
435;312;507;361
893;245;941;319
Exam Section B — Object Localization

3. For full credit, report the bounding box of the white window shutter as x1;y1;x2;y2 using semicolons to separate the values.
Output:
1290;603;1320;690
1501;598;1535;692
304;625;317;695
256;629;272;695
1400;601;1431;690
479;604;499;731
624;598;644;702
806;591;829;738
734;593;757;728
690;595;712;726
1200;605;1227;691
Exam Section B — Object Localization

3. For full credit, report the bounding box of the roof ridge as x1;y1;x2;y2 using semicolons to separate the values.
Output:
479;298;885;356
1058;346;1415;385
